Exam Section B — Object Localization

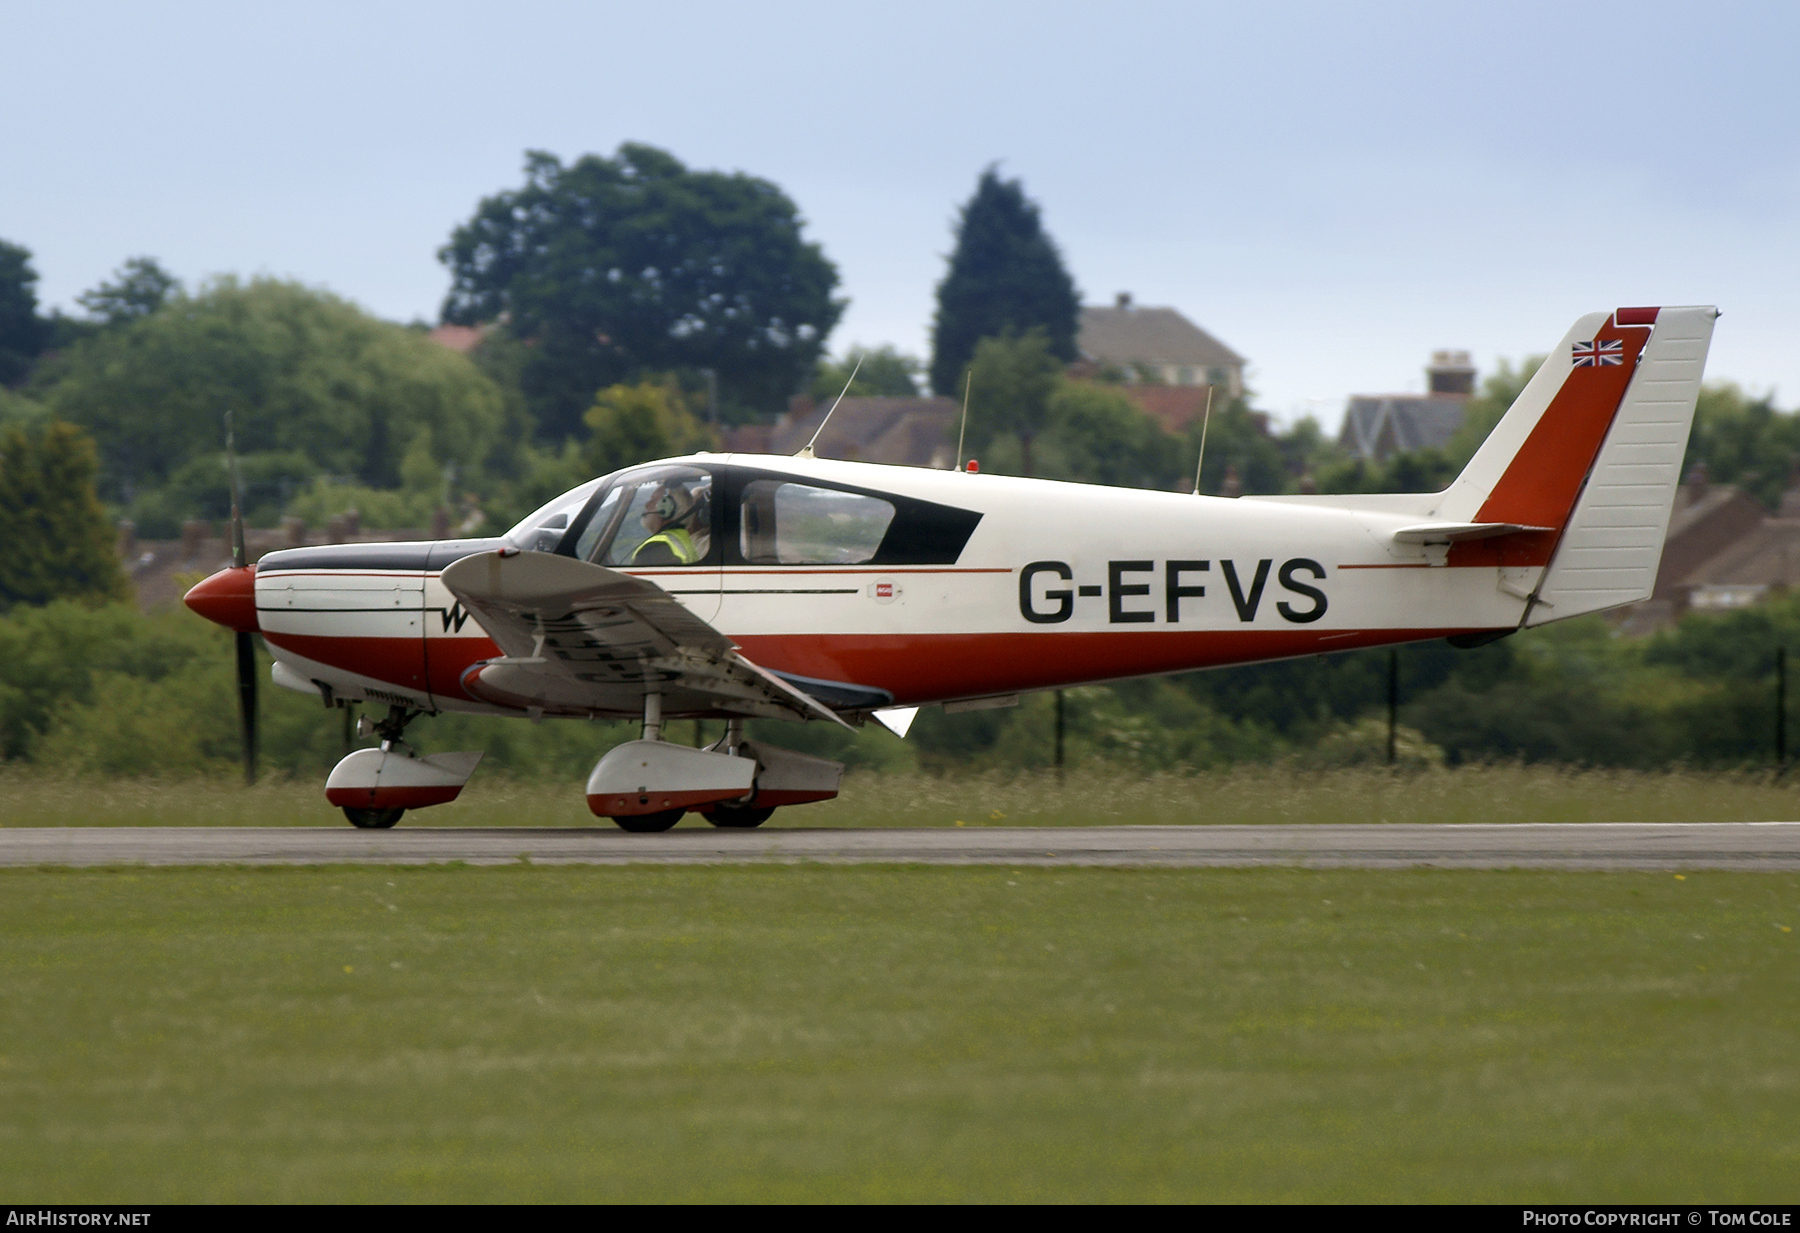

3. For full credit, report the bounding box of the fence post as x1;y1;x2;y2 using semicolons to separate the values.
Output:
1387;649;1399;766
1778;646;1788;774
1054;690;1066;782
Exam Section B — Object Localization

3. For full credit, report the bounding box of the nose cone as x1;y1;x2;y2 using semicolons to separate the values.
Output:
184;565;259;632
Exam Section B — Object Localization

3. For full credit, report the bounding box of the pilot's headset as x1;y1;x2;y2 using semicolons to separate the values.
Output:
647;481;705;527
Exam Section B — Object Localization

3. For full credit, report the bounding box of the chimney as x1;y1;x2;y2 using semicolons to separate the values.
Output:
1426;349;1476;397
180;519;206;561
1685;459;1709;502
1115;291;1132;310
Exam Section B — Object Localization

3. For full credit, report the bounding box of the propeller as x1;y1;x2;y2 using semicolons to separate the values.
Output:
226;411;257;786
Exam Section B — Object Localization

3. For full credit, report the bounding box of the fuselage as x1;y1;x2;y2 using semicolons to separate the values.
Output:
245;452;1524;719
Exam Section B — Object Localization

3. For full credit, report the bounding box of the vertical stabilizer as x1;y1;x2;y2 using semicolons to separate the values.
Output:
1434;311;1634;526
1525;306;1718;624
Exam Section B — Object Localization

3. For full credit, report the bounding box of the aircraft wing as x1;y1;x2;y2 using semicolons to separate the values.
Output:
438;549;851;727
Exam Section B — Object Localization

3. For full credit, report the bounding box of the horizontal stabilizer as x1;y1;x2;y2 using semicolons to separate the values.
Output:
1391;522;1553;544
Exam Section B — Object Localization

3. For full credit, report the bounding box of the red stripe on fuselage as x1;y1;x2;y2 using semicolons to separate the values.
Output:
730;628;1487;704
261;631;431;692
279;627;1496;713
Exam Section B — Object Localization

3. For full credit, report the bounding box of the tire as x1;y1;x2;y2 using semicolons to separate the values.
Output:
611;808;685;833
707;804;775;829
343;806;405;829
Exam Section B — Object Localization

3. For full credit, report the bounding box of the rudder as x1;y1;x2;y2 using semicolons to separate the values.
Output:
1525;306;1718;624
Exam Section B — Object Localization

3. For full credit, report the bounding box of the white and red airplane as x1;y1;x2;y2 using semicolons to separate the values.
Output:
185;306;1717;830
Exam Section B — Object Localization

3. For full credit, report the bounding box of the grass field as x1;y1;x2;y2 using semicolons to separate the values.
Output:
3;864;1797;1202
6;763;1800;829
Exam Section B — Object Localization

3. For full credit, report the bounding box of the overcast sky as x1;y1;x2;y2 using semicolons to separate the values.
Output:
5;0;1794;429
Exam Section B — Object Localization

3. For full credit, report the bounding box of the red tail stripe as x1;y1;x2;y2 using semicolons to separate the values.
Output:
1472;322;1649;531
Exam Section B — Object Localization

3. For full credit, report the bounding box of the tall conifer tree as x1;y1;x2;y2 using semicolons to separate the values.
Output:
0;240;45;386
0;421;127;609
929;168;1080;396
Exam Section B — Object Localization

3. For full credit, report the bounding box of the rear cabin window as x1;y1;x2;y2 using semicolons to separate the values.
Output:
739;481;896;565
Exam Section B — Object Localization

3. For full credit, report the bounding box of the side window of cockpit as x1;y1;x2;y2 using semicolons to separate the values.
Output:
580;466;715;567
571;487;624;562
739;480;895;565
523;514;567;553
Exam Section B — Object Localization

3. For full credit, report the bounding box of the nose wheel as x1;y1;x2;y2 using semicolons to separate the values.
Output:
610;808;685;833
343;806;406;829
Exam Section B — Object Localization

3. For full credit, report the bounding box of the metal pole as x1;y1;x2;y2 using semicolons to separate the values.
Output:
1386;649;1399;767
1054;689;1065;781
1778;646;1788;773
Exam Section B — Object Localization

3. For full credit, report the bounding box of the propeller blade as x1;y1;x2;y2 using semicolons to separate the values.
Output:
225;410;247;570
236;630;258;785
225;411;256;783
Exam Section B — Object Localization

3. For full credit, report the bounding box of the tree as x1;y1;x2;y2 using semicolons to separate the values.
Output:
0;421;127;610
76;257;181;325
1035;381;1177;489
33;277;506;534
960;330;1060;474
812;345;922;400
1681;382;1800;510
440;144;843;441
929;167;1080;396
0;239;45;386
583;378;718;475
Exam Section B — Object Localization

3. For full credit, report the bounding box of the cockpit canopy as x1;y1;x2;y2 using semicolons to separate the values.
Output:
504;462;980;567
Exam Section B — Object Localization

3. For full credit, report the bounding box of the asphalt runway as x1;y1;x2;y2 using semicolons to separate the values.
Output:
3;823;1800;869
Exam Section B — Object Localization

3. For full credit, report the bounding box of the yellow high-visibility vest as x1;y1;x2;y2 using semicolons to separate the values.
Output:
634;527;700;565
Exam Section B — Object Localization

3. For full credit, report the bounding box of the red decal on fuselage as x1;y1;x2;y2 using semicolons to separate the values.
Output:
261;632;431;693
732;627;1487;706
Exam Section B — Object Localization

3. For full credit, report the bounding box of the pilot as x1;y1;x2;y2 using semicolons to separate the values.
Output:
632;481;711;565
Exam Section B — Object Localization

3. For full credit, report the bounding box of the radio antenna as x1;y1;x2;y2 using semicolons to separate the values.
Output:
955;369;973;470
1191;385;1215;496
797;353;863;459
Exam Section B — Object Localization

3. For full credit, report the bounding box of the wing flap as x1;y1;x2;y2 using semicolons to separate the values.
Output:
440;549;841;723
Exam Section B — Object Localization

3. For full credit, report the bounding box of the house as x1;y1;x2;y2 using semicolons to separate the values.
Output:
1074;294;1248;434
1337;351;1477;462
722;395;959;470
117;518;432;613
427;324;487;354
1614;465;1800;634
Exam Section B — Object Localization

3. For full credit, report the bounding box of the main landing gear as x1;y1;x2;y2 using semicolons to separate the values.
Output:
317;694;842;833
324;705;484;829
343;805;407;830
585;700;843;833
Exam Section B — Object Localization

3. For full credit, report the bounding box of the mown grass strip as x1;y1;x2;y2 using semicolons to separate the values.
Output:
2;864;1797;1201
6;764;1800;829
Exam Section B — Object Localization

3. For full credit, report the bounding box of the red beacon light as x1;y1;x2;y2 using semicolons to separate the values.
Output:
965;459;979;473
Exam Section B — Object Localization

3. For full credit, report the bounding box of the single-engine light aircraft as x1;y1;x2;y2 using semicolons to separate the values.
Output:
185;306;1717;830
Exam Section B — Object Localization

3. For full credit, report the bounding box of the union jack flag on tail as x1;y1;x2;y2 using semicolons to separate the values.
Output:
1572;338;1624;367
